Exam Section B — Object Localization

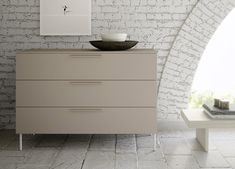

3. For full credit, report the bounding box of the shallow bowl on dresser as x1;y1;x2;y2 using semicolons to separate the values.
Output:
90;40;138;51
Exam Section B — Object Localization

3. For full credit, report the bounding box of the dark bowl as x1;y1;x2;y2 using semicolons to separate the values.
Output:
89;40;138;51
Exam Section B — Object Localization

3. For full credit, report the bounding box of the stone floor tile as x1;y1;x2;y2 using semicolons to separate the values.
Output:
138;160;169;169
137;148;164;161
158;131;183;138
0;164;17;169
5;138;39;151
63;135;90;151
157;121;188;131
67;134;91;142
115;153;137;169
185;138;204;151
214;140;235;157
0;139;11;150
192;150;230;168
181;129;196;139
91;134;115;141
13;135;43;150
187;138;217;151
116;135;136;153
0;130;16;137
136;135;159;149
211;129;235;140
89;135;115;151
2;125;235;169
36;135;67;148
160;138;192;155
182;131;217;151
82;151;115;169
0;155;25;165
50;149;85;169
16;164;50;169
0;150;30;157
166;155;199;169
0;131;16;150
24;149;59;166
22;134;44;142
0;150;30;164
63;140;89;151
199;168;232;169
226;157;235;169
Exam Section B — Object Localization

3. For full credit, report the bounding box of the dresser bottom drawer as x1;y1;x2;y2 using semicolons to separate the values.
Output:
16;108;157;134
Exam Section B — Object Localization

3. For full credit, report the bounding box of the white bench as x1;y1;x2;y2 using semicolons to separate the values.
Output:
181;109;235;152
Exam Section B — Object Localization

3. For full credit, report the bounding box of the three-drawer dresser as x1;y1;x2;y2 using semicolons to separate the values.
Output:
16;49;157;150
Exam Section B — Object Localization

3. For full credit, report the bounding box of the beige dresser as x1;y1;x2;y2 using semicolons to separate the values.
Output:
16;49;157;150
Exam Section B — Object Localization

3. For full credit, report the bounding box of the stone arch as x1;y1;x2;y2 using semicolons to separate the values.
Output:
158;0;235;119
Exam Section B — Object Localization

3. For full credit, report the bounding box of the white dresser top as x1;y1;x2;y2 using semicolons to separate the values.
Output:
17;49;157;54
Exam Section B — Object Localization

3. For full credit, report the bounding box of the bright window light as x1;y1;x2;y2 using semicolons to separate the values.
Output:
190;8;235;107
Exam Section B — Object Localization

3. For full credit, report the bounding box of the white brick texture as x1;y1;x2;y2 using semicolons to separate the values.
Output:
158;0;235;119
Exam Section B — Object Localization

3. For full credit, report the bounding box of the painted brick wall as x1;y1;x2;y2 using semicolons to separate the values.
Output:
158;0;235;119
3;0;232;129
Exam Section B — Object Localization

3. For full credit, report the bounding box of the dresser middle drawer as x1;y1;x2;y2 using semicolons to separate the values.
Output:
16;81;156;107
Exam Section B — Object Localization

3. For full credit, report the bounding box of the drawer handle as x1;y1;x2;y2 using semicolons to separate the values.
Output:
69;54;102;58
69;81;102;85
69;108;102;112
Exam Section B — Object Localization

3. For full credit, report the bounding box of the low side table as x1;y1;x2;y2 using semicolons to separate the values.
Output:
181;109;235;152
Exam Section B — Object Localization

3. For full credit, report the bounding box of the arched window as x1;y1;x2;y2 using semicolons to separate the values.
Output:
190;8;235;108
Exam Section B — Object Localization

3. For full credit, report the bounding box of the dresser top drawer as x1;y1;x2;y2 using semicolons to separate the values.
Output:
16;51;157;80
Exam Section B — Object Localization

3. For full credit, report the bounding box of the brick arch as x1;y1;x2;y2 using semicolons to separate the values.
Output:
158;0;235;119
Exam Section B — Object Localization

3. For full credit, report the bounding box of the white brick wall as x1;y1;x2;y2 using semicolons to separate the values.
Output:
158;0;235;119
0;0;234;129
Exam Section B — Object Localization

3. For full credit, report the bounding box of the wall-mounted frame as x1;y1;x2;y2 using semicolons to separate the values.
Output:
40;0;91;36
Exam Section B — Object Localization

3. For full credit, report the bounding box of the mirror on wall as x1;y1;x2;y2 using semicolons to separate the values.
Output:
40;0;91;36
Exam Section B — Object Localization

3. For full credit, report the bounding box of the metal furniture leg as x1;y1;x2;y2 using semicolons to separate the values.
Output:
19;134;22;151
153;134;157;151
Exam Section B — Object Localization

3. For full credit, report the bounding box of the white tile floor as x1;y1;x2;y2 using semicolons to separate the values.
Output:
1;120;235;169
